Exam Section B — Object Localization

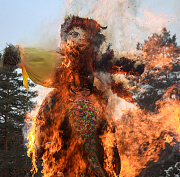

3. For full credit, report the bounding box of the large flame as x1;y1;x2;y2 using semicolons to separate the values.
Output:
25;34;180;177
24;2;180;175
25;113;38;176
26;94;180;177
116;98;180;177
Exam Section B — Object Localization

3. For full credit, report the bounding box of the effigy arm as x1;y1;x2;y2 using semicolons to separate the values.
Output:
105;56;145;76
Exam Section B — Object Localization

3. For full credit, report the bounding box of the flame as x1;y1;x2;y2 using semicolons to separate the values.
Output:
158;99;180;139
100;126;118;177
26;114;38;176
24;6;180;176
115;97;180;177
26;98;178;177
139;39;179;78
120;156;135;177
173;109;180;135
25;39;180;177
62;59;71;68
165;134;175;146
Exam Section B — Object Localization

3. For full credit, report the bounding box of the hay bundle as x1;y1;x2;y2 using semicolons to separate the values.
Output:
2;44;21;67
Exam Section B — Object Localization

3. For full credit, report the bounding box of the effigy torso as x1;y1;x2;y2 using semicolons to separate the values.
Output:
69;86;101;140
68;83;108;176
35;53;120;176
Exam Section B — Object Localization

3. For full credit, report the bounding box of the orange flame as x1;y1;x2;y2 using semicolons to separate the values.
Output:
115;97;180;177
24;17;180;176
26;115;38;176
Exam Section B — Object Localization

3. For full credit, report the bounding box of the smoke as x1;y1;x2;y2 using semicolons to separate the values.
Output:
63;0;141;119
22;21;60;51
34;85;53;104
64;0;171;54
23;0;178;118
65;0;139;52
63;0;179;121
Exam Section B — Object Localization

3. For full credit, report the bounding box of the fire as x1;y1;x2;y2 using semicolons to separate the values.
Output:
115;97;180;177
26;96;179;177
26;114;38;176
158;99;180;139
120;156;135;177
100;126;118;177
165;134;175;146
173;109;180;135
23;15;179;177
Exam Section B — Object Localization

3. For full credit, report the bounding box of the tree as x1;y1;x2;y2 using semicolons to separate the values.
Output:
0;65;37;128
133;28;180;111
0;55;38;176
125;28;180;176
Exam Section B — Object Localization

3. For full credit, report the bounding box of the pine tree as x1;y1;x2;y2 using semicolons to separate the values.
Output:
0;65;37;127
132;28;180;176
0;58;38;176
133;28;180;111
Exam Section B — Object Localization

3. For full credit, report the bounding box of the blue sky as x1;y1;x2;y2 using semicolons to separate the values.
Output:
0;0;65;52
0;0;180;53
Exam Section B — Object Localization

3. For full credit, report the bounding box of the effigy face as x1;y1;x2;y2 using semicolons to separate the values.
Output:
67;27;90;45
61;27;91;51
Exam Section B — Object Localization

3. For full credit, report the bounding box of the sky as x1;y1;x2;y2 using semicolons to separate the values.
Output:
0;0;180;102
0;0;180;52
0;0;65;52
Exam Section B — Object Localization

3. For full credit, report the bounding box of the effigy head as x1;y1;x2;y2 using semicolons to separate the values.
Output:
61;16;101;38
60;16;106;52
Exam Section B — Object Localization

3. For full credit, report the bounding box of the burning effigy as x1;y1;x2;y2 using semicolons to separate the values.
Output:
2;16;144;176
33;16;144;177
2;14;180;177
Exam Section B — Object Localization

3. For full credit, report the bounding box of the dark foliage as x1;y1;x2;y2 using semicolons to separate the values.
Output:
0;57;38;176
134;27;180;111
2;44;21;67
133;28;180;176
0;66;38;124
